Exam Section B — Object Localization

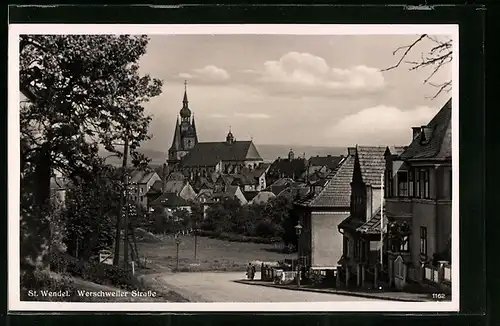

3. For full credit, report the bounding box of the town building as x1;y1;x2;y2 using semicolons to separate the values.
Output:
128;170;161;208
266;149;307;185
384;99;452;290
303;154;345;182
293;148;354;271
166;82;264;178
337;146;404;288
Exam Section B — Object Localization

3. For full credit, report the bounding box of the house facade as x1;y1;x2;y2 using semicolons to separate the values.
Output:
384;99;452;290
128;170;161;208
337;146;404;288
293;148;353;270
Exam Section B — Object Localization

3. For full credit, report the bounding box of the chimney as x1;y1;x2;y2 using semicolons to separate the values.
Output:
347;147;356;156
412;127;421;140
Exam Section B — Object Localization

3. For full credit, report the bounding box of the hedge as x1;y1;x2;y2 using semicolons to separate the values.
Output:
196;230;282;244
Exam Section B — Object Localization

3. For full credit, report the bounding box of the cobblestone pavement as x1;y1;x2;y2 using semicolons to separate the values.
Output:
157;272;377;302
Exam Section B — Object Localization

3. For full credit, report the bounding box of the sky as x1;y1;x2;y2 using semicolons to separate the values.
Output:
137;34;452;150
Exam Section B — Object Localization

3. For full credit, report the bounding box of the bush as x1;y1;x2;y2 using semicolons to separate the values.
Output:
21;269;78;301
50;252;142;291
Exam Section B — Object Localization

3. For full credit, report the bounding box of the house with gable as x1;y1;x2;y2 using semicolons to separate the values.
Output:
383;99;452;290
293;148;354;271
128;169;161;208
337;146;404;288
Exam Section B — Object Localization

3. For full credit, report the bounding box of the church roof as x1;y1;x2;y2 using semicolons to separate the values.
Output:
169;118;182;151
399;99;452;161
181;141;263;167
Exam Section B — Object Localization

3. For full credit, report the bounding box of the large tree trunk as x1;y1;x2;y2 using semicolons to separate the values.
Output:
20;145;52;273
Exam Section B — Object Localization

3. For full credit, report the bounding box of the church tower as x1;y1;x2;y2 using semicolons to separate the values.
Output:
167;81;199;167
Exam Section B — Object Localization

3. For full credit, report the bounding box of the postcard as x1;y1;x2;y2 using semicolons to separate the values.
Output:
8;23;459;312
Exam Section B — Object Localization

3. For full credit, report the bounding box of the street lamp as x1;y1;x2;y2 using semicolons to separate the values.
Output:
193;222;199;259
294;221;303;287
175;236;182;272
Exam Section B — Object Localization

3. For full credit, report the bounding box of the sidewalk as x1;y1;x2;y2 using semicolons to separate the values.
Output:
235;279;434;302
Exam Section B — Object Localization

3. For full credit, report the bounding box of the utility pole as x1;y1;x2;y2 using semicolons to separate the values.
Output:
124;172;130;270
113;131;130;266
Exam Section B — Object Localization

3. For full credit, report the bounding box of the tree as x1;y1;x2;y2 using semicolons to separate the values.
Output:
19;35;163;271
63;164;121;260
382;34;452;99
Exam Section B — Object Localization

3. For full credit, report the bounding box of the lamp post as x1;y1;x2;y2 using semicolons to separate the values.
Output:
175;236;181;272
194;222;199;259
295;221;303;287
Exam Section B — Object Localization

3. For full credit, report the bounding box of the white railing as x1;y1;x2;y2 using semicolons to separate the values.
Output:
425;267;433;281
444;266;452;282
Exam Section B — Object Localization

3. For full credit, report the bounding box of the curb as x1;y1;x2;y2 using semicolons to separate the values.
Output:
234;280;429;302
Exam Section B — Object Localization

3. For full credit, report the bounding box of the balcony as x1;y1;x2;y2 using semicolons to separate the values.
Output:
385;197;413;219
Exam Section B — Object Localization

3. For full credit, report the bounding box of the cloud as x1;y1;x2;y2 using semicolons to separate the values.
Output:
248;52;386;97
177;65;230;84
326;105;438;146
234;113;271;119
194;65;230;80
178;72;192;79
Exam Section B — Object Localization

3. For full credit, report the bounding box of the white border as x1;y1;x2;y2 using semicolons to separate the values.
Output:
8;24;459;312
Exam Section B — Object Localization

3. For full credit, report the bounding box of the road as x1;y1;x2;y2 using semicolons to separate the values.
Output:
156;272;377;302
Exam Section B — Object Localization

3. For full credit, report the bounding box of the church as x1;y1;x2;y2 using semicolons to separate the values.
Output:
167;82;264;180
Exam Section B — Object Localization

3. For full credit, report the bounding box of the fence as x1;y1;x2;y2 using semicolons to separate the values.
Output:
424;263;452;284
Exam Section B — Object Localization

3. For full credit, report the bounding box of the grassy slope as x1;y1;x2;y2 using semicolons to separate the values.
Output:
137;235;295;273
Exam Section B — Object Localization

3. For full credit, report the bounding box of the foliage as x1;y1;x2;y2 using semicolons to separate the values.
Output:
20;268;77;302
19;34;163;270
51;252;141;291
63;164;121;260
201;195;294;241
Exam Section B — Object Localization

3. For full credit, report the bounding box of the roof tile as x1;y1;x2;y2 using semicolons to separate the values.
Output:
399;99;452;160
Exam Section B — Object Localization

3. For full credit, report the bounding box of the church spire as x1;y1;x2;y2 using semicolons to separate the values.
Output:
169;116;182;151
191;113;198;144
180;80;191;120
183;80;188;105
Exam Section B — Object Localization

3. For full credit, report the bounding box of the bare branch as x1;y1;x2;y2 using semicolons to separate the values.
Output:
381;34;427;72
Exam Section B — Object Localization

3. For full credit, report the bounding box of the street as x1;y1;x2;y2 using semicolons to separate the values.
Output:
156;272;377;302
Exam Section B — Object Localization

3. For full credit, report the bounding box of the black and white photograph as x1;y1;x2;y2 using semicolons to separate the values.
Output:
8;24;459;312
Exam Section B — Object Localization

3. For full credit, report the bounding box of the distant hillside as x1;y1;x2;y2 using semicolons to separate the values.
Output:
99;144;348;167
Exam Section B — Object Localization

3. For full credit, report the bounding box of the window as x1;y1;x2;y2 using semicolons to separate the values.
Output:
400;236;410;252
408;169;414;197
397;171;408;197
346;238;351;257
420;227;428;259
422;169;430;199
414;169;421;198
